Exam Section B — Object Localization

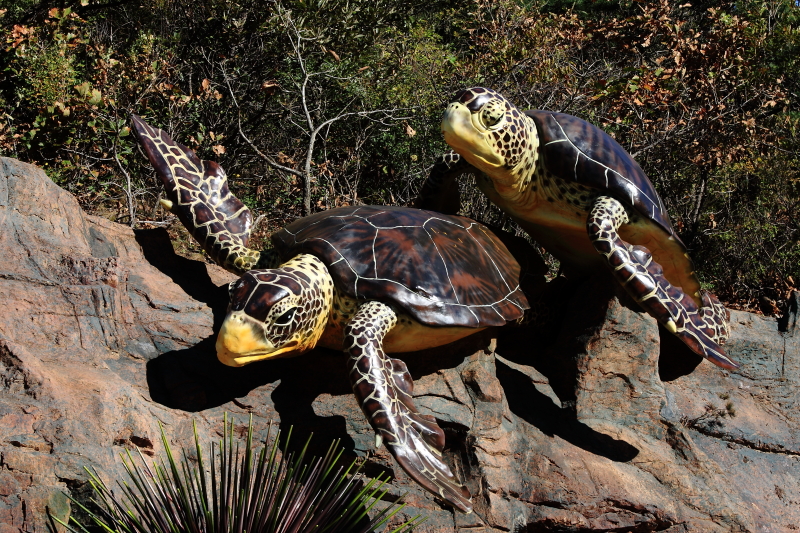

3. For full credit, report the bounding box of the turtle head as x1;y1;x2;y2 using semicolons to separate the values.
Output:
442;87;538;183
216;255;333;367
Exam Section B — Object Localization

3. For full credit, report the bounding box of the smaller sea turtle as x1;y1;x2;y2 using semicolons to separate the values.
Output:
131;115;532;513
417;87;737;370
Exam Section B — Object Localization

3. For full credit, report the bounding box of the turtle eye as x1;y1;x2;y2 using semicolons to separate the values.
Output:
274;307;297;326
480;104;504;128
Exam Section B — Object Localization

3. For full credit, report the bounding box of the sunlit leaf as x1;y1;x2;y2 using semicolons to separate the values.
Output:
74;82;91;97
89;89;102;105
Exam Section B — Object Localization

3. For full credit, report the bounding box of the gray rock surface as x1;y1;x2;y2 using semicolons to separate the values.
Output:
1;156;798;532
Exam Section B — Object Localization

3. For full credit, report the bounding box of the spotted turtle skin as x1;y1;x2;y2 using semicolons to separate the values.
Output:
420;87;737;370
131;114;534;513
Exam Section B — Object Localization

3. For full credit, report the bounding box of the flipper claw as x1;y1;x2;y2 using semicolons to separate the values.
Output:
159;198;175;212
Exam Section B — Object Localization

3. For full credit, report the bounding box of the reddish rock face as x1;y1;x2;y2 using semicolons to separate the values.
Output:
1;156;798;532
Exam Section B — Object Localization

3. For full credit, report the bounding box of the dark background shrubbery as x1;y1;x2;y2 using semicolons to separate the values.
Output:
1;0;797;312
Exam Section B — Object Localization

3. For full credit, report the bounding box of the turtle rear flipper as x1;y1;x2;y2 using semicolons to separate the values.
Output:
131;115;266;274
346;301;473;514
588;196;738;370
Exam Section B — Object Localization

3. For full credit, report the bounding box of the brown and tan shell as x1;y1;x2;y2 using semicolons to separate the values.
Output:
525;109;677;240
271;206;528;328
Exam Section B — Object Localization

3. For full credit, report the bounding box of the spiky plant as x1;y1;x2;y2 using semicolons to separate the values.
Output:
52;415;423;533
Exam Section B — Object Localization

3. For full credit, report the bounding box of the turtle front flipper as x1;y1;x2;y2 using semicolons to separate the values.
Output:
131;115;274;274
588;196;738;370
414;150;473;215
345;301;473;513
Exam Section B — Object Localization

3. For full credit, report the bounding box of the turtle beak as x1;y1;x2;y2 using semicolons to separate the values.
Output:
216;312;296;367
441;102;504;170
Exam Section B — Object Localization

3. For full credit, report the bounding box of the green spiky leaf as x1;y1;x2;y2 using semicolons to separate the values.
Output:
52;415;424;533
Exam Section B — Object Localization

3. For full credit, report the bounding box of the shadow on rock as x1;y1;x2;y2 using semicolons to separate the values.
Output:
397;330;495;380
268;349;357;456
658;325;704;381
498;273;712;386
492;276;581;405
147;341;357;457
495;323;578;407
777;289;798;333
134;228;230;328
146;325;496;464
496;357;640;462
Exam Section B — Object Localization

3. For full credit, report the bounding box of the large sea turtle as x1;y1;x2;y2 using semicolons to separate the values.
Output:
131;115;532;513
417;87;737;370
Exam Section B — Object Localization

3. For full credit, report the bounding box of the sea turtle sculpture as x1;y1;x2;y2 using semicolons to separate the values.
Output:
131;115;532;513
416;87;737;370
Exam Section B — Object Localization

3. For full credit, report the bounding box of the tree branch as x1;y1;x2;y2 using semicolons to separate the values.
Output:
223;68;303;181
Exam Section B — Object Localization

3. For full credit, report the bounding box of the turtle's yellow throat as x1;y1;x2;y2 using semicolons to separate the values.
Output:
442;102;539;200
441;102;504;171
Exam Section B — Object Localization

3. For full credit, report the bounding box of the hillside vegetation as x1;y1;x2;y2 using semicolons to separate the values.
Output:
1;0;798;312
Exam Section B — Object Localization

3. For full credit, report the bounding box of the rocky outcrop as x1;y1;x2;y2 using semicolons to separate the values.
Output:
1;156;798;532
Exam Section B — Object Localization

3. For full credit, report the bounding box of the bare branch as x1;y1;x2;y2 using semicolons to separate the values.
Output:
221;2;414;216
222;67;304;181
112;128;136;227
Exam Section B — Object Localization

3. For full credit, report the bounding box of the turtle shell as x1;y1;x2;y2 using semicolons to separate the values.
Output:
270;206;529;328
526;110;679;243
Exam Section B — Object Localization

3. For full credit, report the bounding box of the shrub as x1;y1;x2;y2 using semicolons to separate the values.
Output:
51;416;422;533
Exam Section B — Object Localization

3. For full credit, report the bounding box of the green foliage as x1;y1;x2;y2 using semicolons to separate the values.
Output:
15;41;76;108
1;0;798;307
696;147;800;303
52;416;422;533
0;0;39;22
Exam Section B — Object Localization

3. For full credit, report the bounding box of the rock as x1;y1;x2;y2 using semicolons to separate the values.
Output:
1;156;799;532
462;359;505;403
